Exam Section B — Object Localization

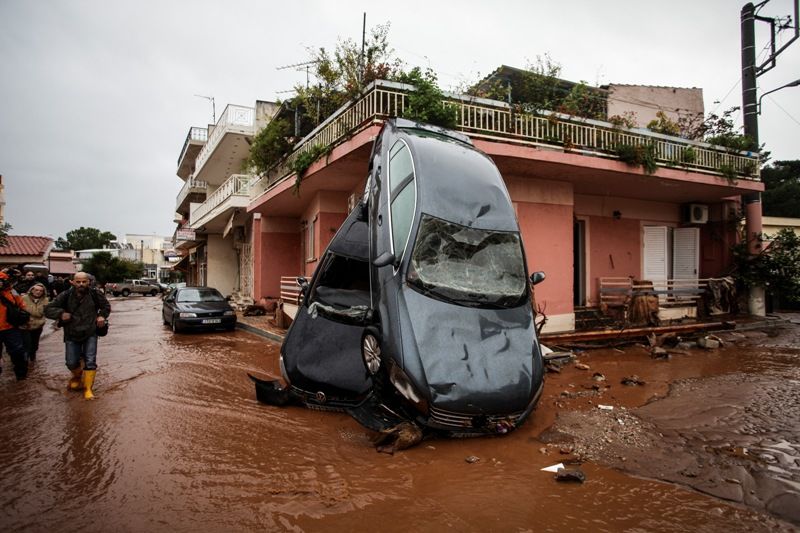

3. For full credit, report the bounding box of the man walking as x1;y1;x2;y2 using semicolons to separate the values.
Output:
45;272;110;400
0;271;29;380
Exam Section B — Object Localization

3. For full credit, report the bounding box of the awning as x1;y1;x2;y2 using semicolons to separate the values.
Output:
172;255;191;272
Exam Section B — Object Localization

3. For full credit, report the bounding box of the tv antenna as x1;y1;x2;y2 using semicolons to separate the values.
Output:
194;94;216;123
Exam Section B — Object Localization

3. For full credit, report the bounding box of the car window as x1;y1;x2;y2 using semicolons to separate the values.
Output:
388;141;416;260
389;141;413;197
176;289;225;303
407;214;527;308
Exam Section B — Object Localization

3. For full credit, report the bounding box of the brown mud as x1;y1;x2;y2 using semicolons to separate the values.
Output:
540;321;800;527
0;297;796;532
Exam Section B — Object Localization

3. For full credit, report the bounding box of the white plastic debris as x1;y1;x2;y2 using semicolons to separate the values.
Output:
541;463;565;473
598;404;614;411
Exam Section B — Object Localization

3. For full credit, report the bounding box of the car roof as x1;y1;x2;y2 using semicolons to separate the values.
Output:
387;120;519;232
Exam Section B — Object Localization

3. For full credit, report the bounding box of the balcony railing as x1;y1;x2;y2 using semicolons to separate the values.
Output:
175;177;208;211
177;127;208;167
194;105;255;176
252;80;760;198
190;174;252;225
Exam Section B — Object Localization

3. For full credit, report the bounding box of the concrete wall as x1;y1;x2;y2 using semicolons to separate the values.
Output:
606;85;704;130
206;234;239;296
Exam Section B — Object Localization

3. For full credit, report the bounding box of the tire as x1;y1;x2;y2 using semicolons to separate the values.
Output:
149;289;157;296
112;292;120;297
171;317;181;333
122;289;130;297
361;327;382;375
162;311;169;326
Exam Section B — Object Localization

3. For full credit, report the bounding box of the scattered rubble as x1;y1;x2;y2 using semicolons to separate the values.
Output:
621;375;646;386
464;455;480;464
555;467;587;483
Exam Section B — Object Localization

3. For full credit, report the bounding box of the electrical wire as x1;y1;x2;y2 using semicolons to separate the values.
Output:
766;94;800;127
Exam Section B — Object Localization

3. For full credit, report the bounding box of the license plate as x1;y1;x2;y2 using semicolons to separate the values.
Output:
202;318;222;324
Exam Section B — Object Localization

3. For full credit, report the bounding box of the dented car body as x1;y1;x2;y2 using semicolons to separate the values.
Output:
264;118;545;437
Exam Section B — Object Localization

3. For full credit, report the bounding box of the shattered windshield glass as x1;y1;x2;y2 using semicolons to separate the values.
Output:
407;214;527;308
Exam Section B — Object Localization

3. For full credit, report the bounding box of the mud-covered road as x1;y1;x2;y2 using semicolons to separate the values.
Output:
0;297;797;532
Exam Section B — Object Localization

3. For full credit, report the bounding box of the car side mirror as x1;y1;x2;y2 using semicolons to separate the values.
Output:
165;296;175;303
296;276;309;295
373;251;396;268
530;271;546;285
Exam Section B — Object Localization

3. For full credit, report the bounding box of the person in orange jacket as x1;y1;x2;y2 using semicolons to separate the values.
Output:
0;271;29;380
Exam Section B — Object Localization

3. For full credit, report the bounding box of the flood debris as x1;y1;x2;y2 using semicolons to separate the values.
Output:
621;375;646;386
375;422;424;455
465;455;481;464
592;372;606;382
574;362;591;371
650;346;670;359
598;404;614;411
541;462;565;473
555;467;587;483
698;335;724;349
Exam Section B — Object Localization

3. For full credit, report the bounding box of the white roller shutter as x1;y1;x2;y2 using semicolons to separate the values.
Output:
673;227;700;280
643;226;669;282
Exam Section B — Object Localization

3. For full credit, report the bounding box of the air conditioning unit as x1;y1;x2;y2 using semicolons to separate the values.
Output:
683;203;709;224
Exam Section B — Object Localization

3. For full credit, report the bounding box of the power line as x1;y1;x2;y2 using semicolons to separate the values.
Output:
766;94;800;127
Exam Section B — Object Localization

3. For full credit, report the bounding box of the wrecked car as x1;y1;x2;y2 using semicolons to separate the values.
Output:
253;118;546;439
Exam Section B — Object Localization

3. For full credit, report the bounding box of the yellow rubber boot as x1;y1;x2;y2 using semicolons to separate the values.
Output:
82;370;97;400
68;368;84;391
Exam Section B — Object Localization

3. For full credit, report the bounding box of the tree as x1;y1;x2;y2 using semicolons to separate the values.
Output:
394;68;458;129
0;222;11;248
761;160;800;217
733;228;800;303
81;251;143;284
56;227;116;251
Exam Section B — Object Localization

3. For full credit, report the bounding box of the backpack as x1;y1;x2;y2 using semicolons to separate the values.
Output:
1;294;31;328
57;288;110;337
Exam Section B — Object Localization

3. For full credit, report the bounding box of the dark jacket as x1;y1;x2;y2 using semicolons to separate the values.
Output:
45;288;111;342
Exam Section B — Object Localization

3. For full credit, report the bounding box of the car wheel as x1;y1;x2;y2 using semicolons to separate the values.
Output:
112;292;120;297
361;327;382;375
122;289;130;297
172;317;181;333
162;311;169;326
149;289;157;296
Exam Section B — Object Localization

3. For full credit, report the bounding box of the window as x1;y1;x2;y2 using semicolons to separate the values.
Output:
407;214;527;308
388;141;416;260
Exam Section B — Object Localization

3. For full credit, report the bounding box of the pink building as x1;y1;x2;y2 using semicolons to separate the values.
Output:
172;77;762;333
244;80;761;333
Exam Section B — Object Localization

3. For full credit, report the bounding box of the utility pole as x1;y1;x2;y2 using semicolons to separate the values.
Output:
740;0;799;315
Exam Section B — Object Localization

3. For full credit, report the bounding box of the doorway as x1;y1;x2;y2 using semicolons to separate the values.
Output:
573;219;586;306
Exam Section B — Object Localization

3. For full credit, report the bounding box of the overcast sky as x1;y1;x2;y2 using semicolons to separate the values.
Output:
2;0;798;242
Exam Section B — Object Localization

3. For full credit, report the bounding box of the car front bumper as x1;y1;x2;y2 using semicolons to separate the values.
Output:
175;316;237;330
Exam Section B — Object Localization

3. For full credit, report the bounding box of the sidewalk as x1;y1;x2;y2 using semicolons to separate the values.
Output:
236;313;286;343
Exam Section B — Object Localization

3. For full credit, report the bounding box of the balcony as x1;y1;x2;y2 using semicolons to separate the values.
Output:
252;80;760;200
189;174;253;231
193;105;255;186
176;127;208;180
175;177;208;216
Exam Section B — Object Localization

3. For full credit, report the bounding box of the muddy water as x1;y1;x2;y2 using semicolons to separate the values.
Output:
0;298;791;532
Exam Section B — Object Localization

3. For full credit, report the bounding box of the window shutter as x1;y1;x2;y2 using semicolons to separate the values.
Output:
643;226;669;282
673;227;699;280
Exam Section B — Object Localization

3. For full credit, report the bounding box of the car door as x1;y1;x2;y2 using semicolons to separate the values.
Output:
280;203;373;399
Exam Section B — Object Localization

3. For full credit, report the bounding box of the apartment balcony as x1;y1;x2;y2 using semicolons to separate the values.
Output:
176;127;208;180
193;105;255;186
175;177;208;217
251;80;761;202
189;174;253;232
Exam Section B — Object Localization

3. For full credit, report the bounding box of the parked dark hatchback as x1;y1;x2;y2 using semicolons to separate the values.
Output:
274;119;545;437
162;287;236;333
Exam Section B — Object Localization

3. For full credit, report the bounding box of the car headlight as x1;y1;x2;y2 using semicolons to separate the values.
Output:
179;312;197;318
223;310;235;316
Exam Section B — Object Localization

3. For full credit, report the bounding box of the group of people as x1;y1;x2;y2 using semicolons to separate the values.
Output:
0;268;110;400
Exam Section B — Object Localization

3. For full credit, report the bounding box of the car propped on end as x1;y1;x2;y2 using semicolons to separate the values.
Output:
252;118;546;443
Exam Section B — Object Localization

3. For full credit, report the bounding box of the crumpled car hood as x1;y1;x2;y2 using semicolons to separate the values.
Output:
399;287;536;414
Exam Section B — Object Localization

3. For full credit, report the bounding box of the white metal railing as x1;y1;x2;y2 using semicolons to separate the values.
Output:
194;105;255;175
175;177;208;211
190;174;252;224
177;127;208;167
250;80;760;199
